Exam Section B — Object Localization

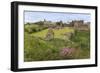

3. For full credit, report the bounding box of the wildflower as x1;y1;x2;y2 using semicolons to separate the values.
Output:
60;48;75;57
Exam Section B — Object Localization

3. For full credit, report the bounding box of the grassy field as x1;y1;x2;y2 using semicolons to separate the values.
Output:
24;25;90;62
31;27;74;39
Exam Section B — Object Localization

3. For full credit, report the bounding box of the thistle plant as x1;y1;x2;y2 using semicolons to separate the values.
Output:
60;47;75;58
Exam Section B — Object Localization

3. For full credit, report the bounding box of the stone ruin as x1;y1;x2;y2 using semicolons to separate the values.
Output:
45;28;54;41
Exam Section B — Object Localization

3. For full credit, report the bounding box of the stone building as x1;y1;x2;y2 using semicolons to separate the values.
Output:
70;20;90;31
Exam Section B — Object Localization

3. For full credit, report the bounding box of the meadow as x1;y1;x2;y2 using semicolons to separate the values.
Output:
24;23;90;62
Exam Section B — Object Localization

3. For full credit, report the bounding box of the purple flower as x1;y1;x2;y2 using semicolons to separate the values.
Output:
60;48;75;57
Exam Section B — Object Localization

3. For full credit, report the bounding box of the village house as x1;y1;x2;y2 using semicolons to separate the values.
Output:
41;19;90;31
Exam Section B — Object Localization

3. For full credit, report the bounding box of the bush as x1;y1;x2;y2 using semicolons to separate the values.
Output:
24;23;48;34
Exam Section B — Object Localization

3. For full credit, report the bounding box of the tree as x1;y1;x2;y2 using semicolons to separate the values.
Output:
56;20;63;27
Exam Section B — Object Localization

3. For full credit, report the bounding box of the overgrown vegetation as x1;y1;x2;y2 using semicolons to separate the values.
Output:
24;22;90;62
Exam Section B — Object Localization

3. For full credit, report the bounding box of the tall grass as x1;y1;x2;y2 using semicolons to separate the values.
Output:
24;29;90;62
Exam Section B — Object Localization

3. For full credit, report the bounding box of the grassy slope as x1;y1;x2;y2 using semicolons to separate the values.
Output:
24;27;90;61
24;33;68;61
31;27;74;39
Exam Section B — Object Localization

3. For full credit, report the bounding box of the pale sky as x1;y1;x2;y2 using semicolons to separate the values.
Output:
24;11;91;23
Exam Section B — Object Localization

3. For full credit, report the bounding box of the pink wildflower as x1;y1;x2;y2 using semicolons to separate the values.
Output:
60;48;75;57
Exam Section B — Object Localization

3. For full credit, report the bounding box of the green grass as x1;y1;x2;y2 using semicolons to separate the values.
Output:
31;27;74;39
24;27;90;62
24;33;68;61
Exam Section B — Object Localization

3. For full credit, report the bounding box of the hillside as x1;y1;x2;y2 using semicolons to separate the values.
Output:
31;27;74;39
24;22;90;62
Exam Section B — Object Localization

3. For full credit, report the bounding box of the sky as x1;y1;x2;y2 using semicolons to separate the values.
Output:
24;11;91;23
